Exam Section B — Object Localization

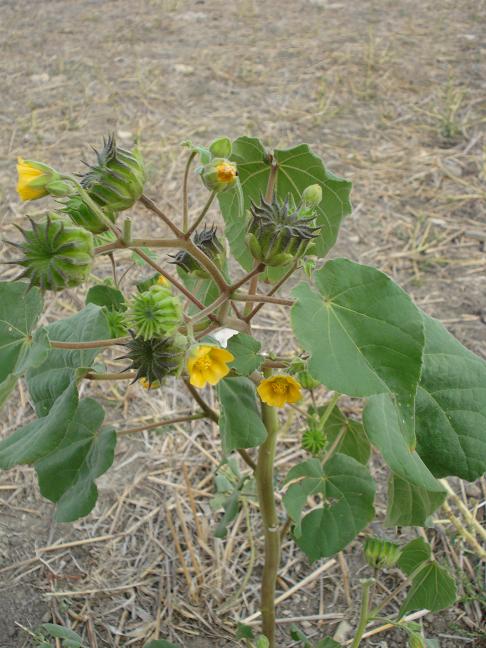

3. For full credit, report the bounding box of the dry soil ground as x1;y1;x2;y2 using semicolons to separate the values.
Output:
0;0;485;647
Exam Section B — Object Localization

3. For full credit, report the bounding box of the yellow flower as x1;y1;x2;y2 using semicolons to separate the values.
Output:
17;157;49;201
187;345;234;388
216;161;237;184
140;377;161;389
257;374;302;407
157;275;169;286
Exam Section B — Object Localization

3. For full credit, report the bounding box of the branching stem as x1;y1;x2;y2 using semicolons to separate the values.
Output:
182;151;197;233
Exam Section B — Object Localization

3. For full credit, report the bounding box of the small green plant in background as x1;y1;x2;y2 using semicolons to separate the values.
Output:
2;131;485;647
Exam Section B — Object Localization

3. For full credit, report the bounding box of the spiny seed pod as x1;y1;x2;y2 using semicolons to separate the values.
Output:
364;537;402;569
6;213;94;291
62;195;117;234
200;157;238;193
119;334;185;386
127;285;182;340
172;225;225;278
104;309;128;338
246;194;321;267
302;425;327;456
81;134;145;212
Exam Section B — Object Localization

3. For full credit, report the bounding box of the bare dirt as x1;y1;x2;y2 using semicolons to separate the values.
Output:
0;0;485;647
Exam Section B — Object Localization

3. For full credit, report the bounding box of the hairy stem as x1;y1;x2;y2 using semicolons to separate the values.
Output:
182;151;197;233
351;579;374;648
255;387;281;647
140;193;184;238
119;413;205;435
246;262;299;321
233;292;294;307
50;337;129;350
85;371;136;380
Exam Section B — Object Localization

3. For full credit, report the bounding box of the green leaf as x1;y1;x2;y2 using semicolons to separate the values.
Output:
256;636;270;648
35;397;116;522
214;492;240;539
218;137;352;271
15;326;50;374
40;623;86;647
0;375;18;410
0;282;45;407
0;281;44;381
363;395;440;487
283;454;375;561
218;377;267;454
236;623;254;640
86;284;126;311
316;640;342;648
292;259;424;442
398;538;431;576
227;332;264;375
322;406;371;465
400;561;456;616
415;314;486;481
145;642;179;648
386;474;446;527
27;304;110;416
0;381;79;468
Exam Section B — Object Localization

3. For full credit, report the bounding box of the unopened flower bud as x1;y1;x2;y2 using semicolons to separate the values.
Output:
17;158;70;201
200;158;238;193
302;184;323;207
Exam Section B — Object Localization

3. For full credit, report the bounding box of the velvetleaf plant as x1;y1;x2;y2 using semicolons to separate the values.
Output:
1;133;485;648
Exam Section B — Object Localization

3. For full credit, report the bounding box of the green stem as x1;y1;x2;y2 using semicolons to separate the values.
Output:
255;379;281;648
140;193;184;238
50;336;129;350
186;189;216;238
351;578;374;648
182;151;197;233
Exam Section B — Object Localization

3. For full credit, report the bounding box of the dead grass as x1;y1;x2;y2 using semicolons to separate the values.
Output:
0;0;485;646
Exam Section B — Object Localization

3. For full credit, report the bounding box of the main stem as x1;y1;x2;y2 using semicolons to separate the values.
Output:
351;578;374;648
255;383;281;647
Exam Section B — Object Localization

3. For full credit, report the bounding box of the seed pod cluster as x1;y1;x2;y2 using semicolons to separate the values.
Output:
127;285;182;340
172;225;225;278
120;334;185;387
364;537;402;569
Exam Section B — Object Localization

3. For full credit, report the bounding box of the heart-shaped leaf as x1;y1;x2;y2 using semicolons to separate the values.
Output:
292;259;424;442
283;454;375;561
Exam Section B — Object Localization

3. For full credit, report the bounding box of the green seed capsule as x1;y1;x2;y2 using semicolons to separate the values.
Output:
119;333;185;387
364;537;402;569
6;213;94;291
295;369;320;390
172;225;225;278
247;194;321;267
81;134;145;212
302;426;327;456
62;195;117;234
104;309;129;338
127;285;182;340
